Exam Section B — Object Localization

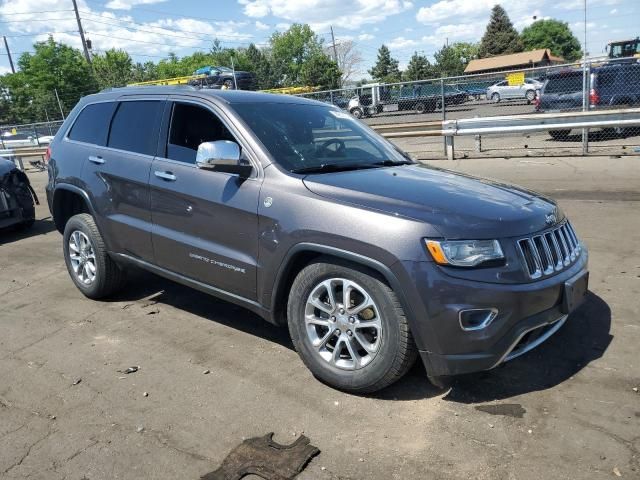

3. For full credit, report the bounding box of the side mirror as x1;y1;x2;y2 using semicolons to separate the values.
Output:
195;140;252;178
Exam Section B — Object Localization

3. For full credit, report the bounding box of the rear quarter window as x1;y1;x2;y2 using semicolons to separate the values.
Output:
67;102;117;146
544;75;583;94
107;100;163;156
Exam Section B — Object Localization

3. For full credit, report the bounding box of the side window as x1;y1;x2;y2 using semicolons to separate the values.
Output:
165;102;236;164
68;102;117;146
107;101;163;156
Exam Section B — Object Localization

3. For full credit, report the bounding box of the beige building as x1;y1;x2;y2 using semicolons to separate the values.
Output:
464;49;565;74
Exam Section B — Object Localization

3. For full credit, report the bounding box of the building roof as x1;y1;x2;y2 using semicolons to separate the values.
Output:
464;49;565;73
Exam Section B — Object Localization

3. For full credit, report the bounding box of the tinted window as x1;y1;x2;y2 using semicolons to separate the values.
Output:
108;101;163;155
166;103;236;164
68;102;116;146
544;74;583;94
597;70;617;88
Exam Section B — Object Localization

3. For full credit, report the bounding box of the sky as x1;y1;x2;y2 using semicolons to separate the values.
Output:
0;0;637;78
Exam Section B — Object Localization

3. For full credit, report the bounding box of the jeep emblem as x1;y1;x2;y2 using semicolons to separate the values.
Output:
545;213;556;225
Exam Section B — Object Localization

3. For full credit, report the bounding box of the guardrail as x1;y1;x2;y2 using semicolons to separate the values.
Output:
371;108;640;159
0;146;48;170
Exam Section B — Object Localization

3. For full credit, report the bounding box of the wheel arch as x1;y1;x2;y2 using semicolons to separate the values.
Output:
51;184;96;234
270;243;416;330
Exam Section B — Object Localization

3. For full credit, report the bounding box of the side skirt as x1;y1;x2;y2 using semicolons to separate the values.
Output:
111;252;273;323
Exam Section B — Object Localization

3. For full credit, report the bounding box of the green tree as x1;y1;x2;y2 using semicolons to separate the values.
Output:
1;38;97;122
478;5;523;58
434;42;479;76
404;51;435;81
92;49;134;89
270;24;340;87
368;45;401;82
521;19;581;61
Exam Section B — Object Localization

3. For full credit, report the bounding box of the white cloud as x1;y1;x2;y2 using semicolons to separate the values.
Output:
388;36;418;49
238;0;414;31
275;22;291;30
255;21;270;30
0;0;255;58
104;0;168;10
416;0;541;28
610;8;617;14
421;23;485;46
358;33;374;41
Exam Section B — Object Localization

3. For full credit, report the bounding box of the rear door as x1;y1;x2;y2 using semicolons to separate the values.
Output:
149;98;261;300
81;96;165;261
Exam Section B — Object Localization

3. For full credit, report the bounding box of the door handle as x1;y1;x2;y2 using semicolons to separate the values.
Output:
88;155;104;164
155;170;177;181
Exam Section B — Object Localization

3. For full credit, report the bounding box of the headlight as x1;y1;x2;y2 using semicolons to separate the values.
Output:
425;239;504;267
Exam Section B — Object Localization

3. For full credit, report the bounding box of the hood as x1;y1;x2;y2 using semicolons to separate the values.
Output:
302;164;562;239
0;156;17;176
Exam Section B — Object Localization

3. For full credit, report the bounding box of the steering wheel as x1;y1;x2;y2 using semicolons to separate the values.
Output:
318;138;346;155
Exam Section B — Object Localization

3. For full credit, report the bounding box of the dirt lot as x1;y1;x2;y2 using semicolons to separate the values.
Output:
1;157;639;480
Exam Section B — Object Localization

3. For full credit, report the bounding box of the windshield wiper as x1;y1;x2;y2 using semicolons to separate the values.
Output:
369;159;414;166
291;163;381;174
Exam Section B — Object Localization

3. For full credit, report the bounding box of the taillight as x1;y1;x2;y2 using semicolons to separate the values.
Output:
534;93;541;110
45;146;51;163
589;88;600;106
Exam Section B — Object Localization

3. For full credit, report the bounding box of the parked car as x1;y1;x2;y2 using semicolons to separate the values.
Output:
0;156;38;230
536;63;640;139
0;132;39;148
47;88;588;393
487;78;542;103
189;66;255;90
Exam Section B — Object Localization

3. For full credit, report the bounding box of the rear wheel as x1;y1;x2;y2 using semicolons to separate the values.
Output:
491;92;500;103
63;213;127;299
414;102;426;114
287;259;417;393
549;129;571;140
222;79;234;89
525;89;535;102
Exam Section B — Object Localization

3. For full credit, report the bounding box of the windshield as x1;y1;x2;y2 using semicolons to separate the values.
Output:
232;102;411;173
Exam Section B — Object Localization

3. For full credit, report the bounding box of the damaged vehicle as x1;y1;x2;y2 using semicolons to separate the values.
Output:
0;157;38;231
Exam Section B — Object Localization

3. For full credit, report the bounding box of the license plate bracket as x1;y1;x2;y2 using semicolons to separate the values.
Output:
562;271;589;314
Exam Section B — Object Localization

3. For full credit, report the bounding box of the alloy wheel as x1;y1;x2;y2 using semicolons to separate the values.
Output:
68;230;97;285
304;278;382;370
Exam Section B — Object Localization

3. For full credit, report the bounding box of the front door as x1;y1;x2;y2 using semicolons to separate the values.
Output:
149;100;261;300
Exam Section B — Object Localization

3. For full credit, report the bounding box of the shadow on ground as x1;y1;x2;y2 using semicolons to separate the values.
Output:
443;292;612;403
107;269;612;404
0;216;56;245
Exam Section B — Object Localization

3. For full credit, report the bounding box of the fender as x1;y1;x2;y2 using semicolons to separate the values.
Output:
270;242;417;330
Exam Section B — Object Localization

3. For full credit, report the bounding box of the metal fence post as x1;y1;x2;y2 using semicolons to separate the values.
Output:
441;78;446;157
582;61;591;155
33;126;40;146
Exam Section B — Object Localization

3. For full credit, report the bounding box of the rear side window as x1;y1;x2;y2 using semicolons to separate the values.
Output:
544;74;583;94
68;102;117;146
596;70;617;88
108;101;163;156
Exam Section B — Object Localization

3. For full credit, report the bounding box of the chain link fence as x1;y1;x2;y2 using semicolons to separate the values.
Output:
0;120;64;149
297;57;640;159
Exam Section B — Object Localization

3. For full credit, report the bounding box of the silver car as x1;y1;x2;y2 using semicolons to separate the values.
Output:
487;79;542;103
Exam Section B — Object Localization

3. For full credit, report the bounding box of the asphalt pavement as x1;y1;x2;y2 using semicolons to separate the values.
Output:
1;157;639;479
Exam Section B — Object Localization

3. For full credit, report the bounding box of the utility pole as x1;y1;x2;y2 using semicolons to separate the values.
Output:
3;36;14;73
54;88;65;120
330;26;338;64
71;0;92;64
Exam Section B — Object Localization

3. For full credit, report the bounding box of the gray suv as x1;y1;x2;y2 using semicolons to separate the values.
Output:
46;87;589;393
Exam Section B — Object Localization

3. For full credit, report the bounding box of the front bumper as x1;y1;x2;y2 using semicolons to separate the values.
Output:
392;251;588;377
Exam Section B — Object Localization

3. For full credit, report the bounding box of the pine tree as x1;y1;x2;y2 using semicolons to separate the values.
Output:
478;5;523;58
404;51;435;81
368;45;401;82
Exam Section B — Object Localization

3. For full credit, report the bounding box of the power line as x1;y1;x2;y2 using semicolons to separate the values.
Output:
0;9;74;15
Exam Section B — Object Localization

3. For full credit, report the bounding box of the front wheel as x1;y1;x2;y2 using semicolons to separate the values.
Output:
491;92;500;103
287;259;417;393
350;107;364;119
525;89;535;102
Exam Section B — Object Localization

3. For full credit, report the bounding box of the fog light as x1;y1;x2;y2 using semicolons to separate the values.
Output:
459;308;498;331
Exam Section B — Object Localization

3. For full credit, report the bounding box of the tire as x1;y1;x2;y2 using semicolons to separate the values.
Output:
491;92;500;103
525;90;535;102
287;258;417;393
414;102;426;114
223;79;234;89
549;129;571;140
62;213;127;299
350;107;364;119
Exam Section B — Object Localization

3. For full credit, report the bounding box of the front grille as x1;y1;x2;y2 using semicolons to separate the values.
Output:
517;221;581;279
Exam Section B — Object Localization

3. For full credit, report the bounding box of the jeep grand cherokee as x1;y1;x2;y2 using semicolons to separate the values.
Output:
46;87;589;393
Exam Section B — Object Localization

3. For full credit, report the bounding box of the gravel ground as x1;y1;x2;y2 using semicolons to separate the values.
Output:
1;157;638;479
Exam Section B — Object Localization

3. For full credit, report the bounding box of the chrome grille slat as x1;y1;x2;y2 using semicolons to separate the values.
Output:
517;221;581;279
